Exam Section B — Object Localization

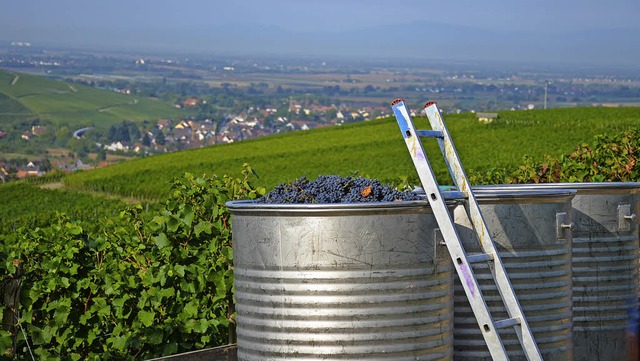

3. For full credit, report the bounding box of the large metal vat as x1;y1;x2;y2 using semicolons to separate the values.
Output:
498;182;640;361
452;187;576;360
227;199;459;361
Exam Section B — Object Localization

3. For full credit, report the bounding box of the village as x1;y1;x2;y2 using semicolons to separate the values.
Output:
0;98;398;182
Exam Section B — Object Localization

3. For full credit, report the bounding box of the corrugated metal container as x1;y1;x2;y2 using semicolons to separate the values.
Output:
227;198;460;361
498;182;640;361
453;187;576;361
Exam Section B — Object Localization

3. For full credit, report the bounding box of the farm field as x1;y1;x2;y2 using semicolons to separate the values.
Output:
0;90;35;126
0;69;185;128
0;182;127;233
61;105;640;199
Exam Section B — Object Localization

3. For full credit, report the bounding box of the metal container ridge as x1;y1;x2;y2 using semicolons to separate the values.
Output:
227;199;459;361
499;182;640;361
453;187;576;361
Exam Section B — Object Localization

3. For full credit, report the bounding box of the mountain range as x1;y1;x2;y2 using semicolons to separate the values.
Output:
4;20;639;69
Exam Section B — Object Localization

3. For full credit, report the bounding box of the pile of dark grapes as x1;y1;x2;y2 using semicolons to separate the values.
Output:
257;175;421;204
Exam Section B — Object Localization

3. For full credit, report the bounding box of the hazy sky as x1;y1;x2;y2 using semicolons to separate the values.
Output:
3;0;639;34
2;0;639;66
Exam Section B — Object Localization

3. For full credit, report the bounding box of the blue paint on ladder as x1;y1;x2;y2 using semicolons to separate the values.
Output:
392;103;412;139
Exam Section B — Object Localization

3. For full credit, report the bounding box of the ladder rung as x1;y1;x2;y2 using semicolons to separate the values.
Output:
416;130;443;138
466;253;494;263
494;317;521;329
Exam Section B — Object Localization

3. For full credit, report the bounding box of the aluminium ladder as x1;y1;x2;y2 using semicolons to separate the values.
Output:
390;99;543;361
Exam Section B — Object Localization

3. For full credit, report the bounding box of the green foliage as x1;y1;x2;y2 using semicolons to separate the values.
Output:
0;165;264;359
471;128;640;184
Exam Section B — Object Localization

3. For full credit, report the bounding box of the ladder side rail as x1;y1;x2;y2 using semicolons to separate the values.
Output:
423;102;543;361
392;100;510;361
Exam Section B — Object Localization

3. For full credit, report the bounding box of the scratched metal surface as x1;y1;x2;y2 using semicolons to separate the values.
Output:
452;188;575;361
228;201;456;361
488;183;640;361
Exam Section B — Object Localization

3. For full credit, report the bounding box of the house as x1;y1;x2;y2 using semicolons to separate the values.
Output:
187;120;201;129
157;119;171;130
476;112;499;123
229;116;245;125
173;127;191;142
21;131;32;140
291;121;310;130
174;120;190;129
219;134;234;143
71;159;93;171
105;141;127;151
16;161;43;178
0;164;8;182
182;98;201;107
31;125;48;136
198;120;216;132
0;131;7;139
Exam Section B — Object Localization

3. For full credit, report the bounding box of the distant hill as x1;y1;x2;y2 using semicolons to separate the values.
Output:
11;21;639;70
63;105;640;200
0;69;184;129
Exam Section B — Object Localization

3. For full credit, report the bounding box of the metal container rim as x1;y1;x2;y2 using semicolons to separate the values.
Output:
227;190;466;214
415;186;576;203
473;182;640;195
225;191;465;216
226;199;441;215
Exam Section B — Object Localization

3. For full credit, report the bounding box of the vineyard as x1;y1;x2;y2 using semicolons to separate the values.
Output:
2;107;640;358
62;106;640;200
0;69;184;128
0;182;128;234
0;92;35;128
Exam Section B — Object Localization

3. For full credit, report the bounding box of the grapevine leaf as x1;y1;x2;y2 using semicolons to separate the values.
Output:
138;310;155;327
174;264;185;277
183;300;199;319
154;233;170;249
167;216;180;232
30;325;48;345
147;328;164;345
54;303;70;324
108;335;128;351
193;221;212;237
65;222;83;235
193;319;209;333
163;341;178;356
182;208;194;227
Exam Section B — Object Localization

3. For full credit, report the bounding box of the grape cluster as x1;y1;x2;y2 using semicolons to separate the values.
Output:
257;175;421;204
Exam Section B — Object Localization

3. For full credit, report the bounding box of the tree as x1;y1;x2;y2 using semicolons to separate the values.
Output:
142;132;152;147
40;158;52;172
97;149;107;162
55;127;71;147
109;121;141;143
129;123;141;142
116;126;130;143
155;129;166;146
